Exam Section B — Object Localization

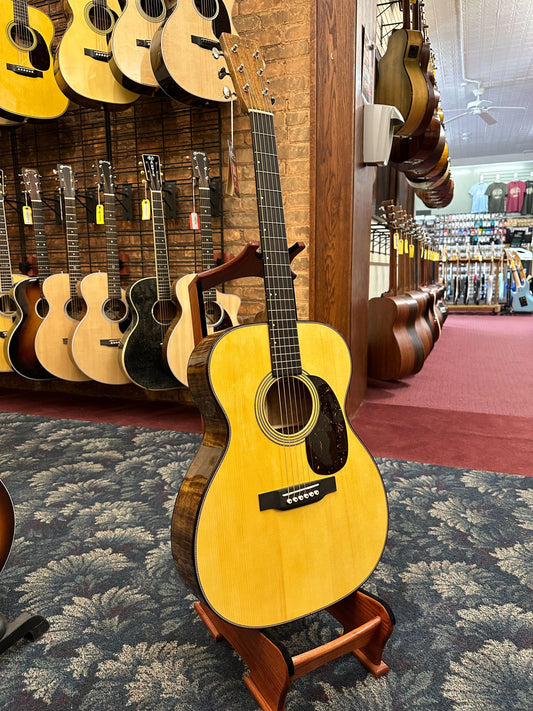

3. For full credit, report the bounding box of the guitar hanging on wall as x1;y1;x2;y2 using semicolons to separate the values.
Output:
164;150;240;386
150;0;236;105
0;0;69;121
6;168;53;380
71;160;131;384
0;479;15;576
119;154;179;390
171;35;388;629
54;0;139;109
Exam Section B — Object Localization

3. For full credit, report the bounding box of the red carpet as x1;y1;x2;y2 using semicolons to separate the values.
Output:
352;313;533;476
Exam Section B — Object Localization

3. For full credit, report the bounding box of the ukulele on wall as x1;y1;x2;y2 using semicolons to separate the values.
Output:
163;150;240;386
0;0;69;122
0;170;28;374
54;0;139;109
71;160;131;384
119;154;179;390
6;168;53;380
172;35;388;629
34;164;91;382
109;0;167;94
150;0;236;105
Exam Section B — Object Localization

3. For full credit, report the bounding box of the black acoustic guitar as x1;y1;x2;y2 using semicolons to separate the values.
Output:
119;154;179;390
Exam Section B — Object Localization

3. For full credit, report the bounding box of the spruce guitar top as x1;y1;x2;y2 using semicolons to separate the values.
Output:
119;154;179;390
172;35;388;629
54;0;139;109
164;150;240;386
0;0;68;121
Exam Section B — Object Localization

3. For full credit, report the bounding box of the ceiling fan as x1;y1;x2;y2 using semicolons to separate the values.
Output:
444;85;526;125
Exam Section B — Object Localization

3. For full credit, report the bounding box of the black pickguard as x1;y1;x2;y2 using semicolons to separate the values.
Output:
212;2;232;37
29;30;51;72
121;277;179;390
305;375;348;475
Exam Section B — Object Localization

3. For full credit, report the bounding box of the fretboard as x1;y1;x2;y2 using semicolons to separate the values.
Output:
103;192;121;300
30;198;50;287
198;185;216;304
150;190;171;300
250;110;301;378
12;0;29;26
0;197;13;293
64;196;82;297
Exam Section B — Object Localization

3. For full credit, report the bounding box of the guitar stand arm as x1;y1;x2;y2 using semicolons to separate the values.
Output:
0;611;49;655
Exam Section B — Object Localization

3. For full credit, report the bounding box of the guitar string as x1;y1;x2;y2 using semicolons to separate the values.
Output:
247;50;309;497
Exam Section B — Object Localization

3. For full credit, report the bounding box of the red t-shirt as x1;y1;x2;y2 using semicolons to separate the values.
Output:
506;181;526;213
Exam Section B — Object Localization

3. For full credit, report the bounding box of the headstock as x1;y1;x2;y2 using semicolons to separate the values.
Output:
56;163;75;199
22;168;42;201
141;154;162;192
98;160;114;195
220;33;274;114
192;151;209;189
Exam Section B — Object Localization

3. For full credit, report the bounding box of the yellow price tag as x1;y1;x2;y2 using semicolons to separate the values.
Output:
22;205;33;225
142;198;151;220
393;231;399;250
96;204;104;224
398;238;404;255
409;244;415;258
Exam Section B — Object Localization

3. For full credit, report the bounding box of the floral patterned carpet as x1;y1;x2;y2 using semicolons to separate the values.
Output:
0;412;531;710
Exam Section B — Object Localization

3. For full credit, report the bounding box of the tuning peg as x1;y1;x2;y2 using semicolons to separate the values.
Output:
212;47;220;60
218;67;228;79
223;86;232;99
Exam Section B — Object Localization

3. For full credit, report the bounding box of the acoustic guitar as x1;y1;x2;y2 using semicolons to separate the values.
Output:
0;170;27;373
6;168;53;380
71;160;130;384
0;0;68;122
172;35;388;629
54;0;139;109
0;480;15;575
34;164;91;382
150;0;236;105
164;150;240;386
109;0;166;94
119;154;179;390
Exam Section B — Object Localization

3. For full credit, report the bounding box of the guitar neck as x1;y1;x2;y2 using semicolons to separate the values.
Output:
30;198;50;287
0;195;13;292
12;0;30;27
250;110;301;378
198;184;217;303
150;190;171;300
64;195;82;297
103;192;121;300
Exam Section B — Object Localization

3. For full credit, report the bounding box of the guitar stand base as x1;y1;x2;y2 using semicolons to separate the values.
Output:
0;611;49;655
194;589;394;711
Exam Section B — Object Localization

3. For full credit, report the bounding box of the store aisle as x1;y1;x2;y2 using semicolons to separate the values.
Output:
353;313;533;476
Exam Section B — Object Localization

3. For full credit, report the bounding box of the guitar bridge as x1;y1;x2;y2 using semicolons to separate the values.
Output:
100;339;121;347
84;49;112;62
191;36;221;52
258;476;336;512
7;63;43;78
136;39;151;49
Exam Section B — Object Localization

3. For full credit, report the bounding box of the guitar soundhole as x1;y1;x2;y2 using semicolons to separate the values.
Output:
138;0;165;20
264;376;314;436
10;22;36;51
194;0;219;20
205;300;223;327
152;299;177;327
86;5;115;34
65;296;85;321
103;298;128;323
36;299;49;319
0;293;16;318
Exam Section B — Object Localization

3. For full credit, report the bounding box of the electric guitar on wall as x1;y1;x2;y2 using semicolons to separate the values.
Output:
506;249;533;313
150;0;236;105
34;164;91;382
163;150;240;386
172;35;388;629
0;0;69;122
54;0;140;109
6;168;53;380
109;0;167;94
71;160;130;384
119;154;179;390
0;479;15;575
0;170;27;373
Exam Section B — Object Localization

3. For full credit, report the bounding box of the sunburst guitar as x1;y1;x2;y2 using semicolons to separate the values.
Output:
54;0;139;109
150;0;236;104
109;0;167;94
0;169;27;373
34;164;91;382
164;150;240;386
0;480;15;575
0;0;68;121
71;160;130;384
172;36;388;629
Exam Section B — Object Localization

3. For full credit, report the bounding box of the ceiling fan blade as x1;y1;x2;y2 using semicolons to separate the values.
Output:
443;111;471;124
487;106;526;111
478;110;497;125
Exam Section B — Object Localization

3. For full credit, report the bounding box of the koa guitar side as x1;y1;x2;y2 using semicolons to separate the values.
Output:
172;35;388;629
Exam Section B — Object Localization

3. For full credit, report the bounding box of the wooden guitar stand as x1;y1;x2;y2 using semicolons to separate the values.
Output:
195;589;394;711
0;611;49;655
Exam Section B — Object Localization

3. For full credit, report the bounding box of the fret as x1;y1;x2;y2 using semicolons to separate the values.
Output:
150;191;171;299
0;196;13;293
103;192;121;299
29;199;50;287
63;196;81;295
12;0;29;27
